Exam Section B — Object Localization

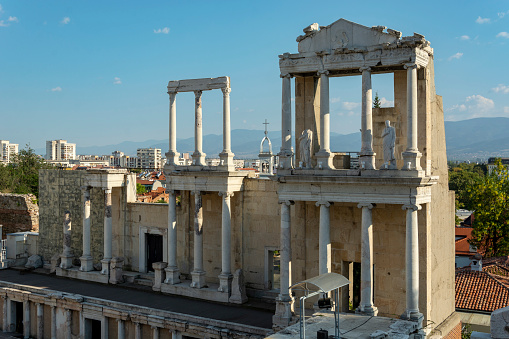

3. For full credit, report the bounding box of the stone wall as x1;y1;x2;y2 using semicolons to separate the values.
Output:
0;193;39;238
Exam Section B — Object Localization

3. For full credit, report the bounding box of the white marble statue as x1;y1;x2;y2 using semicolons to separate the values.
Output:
381;120;396;169
299;129;313;168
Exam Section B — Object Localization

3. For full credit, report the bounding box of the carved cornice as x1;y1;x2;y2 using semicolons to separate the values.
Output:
357;203;374;209
402;204;421;211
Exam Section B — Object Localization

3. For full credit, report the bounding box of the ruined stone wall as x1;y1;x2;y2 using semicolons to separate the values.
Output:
0;193;39;237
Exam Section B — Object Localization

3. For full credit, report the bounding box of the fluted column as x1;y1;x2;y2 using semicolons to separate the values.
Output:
278;73;293;169
402;63;422;170
165;189;180;284
134;322;141;339
101;188;113;275
218;192;233;292
171;330;182;339
402;203;423;322
359;67;376;169
219;87;234;169
117;319;125;339
80;186;93;271
23;300;30;339
315;70;334;169
192;90;206;166
357;203;377;315
166;90;179;165
65;309;71;339
190;192;206;288
60;210;73;269
51;306;56;339
152;326;160;339
36;303;43;339
316;201;331;275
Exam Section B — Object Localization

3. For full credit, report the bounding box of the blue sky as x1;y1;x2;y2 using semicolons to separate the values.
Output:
1;1;509;152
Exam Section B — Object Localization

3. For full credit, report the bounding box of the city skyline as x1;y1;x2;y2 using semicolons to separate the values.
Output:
1;1;509;149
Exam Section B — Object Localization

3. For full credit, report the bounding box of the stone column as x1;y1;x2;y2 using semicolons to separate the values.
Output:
80;186;93;271
165;190;180;284
218;192;233;293
192;90;206;166
2;296;8;332
101;188;112;275
152;326;160;339
135;322;141;339
190;192;206;288
36;303;43;339
316;201;331;275
402;63;422;170
60;210;73;269
357;203;378;315
24;300;30;339
171;330;182;339
278;73;293;169
315;70;334;169
359;67;376;169
166;90;180;165
219;87;234;169
273;200;293;328
117;319;125;339
65;309;72;339
402;203;423;323
51;306;56;339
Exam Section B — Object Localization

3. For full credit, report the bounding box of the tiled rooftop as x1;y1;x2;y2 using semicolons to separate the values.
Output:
455;270;509;312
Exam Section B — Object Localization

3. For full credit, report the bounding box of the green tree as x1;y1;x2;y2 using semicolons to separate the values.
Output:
373;91;382;108
448;166;483;208
467;158;509;257
136;183;146;194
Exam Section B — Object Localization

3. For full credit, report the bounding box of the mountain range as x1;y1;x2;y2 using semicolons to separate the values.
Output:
34;117;509;161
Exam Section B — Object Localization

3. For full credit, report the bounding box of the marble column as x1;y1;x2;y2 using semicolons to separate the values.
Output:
402;203;423;322
24;300;30;339
167;90;180;165
36;303;43;339
171;330;182;339
165;190;180;284
80;186;93;271
219;87;234;169
316;201;331;275
2;296;8;332
218;192;233;292
315;70;334;169
152;326;160;339
402;63;422;170
135;322;141;339
191;192;206;288
273;200;293;327
51;306;56;339
60;210;73;269
117;319;125;339
65;309;72;339
278;73;293;169
357;203;377;316
192;90;206;166
101;188;112;275
359;67;376;169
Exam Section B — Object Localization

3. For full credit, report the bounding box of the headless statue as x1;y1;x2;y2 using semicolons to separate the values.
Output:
299;129;313;168
381;120;396;169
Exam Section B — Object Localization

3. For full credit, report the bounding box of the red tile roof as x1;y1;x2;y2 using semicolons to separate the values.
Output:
455;270;509;312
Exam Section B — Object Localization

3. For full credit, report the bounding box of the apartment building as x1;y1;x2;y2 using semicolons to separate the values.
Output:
0;140;19;163
137;148;161;170
45;140;76;161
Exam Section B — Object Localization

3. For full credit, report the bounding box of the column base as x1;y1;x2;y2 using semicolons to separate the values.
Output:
356;304;378;316
219;151;235;171
380;160;397;170
402;150;422;171
359;151;376;170
190;271;206;289
192;151;206;166
401;310;424;327
218;273;232;293
277;150;294;170
79;256;93;272
272;296;294;330
164;266;181;285
165;151;180;166
60;254;73;269
315;151;335;170
100;259;111;275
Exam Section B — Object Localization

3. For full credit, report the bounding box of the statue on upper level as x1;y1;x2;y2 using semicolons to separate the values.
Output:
299;129;313;168
381;120;397;169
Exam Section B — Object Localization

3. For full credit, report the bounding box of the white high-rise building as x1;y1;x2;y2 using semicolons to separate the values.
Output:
45;140;76;161
137;148;161;170
0;140;19;163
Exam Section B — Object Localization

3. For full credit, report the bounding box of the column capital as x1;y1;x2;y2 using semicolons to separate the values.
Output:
404;63;419;70
102;188;112;194
279;200;294;206
167;90;178;96
221;87;231;96
116;318;123;324
280;73;292;79
151;325;158;330
193;90;203;97
357;203;374;209
218;191;234;198
317;70;330;76
402;203;421;211
315;201;331;207
190;190;202;196
359;66;371;72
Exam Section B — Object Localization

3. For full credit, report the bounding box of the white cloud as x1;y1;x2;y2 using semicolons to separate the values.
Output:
505;107;509;114
497;32;509;38
448;52;463;61
113;77;122;85
465;95;495;113
61;17;70;24
330;97;341;103
498;10;509;19
380;97;394;107
476;16;491;24
347;111;355;116
7;16;17;22
153;27;170;34
243;120;247;124
0;20;8;27
342;101;360;110
51;86;62;92
460;35;470;40
493;84;509;94
447;95;495;120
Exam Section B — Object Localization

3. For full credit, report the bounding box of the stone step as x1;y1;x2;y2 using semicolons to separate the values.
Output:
122;271;140;283
134;277;153;287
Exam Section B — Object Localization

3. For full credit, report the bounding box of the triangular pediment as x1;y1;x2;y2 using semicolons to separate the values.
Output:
297;18;400;53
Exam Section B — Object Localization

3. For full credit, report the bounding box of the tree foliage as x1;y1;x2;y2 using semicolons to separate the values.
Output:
466;159;509;257
136;183;146;194
448;162;486;208
373;91;382;108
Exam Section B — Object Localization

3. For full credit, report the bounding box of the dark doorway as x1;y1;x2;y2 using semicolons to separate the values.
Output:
15;301;23;334
85;318;102;339
146;234;163;272
351;262;361;310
